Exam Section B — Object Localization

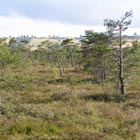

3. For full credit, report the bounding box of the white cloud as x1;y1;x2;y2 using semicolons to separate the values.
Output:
0;14;106;37
0;3;140;38
2;0;140;26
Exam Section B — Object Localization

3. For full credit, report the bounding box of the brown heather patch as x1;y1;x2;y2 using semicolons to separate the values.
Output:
98;103;124;119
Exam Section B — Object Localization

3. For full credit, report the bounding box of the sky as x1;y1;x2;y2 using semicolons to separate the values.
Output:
0;0;140;37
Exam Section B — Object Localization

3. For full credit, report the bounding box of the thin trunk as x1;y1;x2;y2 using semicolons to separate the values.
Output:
101;69;105;83
101;70;105;83
78;52;82;71
101;58;106;83
56;55;63;77
103;64;107;81
119;25;125;94
70;48;74;67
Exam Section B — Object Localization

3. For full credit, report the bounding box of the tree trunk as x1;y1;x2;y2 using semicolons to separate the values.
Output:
70;48;75;67
101;59;107;83
56;55;63;77
119;25;125;95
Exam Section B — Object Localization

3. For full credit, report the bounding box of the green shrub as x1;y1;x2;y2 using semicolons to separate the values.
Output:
4;74;32;90
0;103;15;118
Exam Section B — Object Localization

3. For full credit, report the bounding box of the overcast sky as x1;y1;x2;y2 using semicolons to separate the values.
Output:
0;0;140;37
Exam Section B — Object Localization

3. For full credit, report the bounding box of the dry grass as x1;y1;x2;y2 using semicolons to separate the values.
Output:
0;65;140;140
